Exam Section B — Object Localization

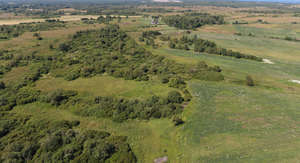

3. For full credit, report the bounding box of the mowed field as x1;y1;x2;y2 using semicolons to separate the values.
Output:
146;12;300;162
1;9;300;163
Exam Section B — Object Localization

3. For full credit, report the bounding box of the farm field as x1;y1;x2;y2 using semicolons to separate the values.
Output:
0;1;300;163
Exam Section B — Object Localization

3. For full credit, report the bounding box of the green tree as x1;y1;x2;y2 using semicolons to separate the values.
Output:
173;116;184;126
168;41;176;49
246;75;254;86
167;91;184;104
0;81;5;89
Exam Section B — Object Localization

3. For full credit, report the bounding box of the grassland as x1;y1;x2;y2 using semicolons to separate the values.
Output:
35;75;176;99
126;10;300;162
1;4;300;163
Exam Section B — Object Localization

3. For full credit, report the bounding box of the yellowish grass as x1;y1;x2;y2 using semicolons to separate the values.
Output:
2;67;29;85
0;15;141;25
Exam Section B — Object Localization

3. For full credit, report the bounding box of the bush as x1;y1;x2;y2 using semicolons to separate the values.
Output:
42;89;77;106
0;81;5;89
33;33;40;37
209;65;222;72
161;77;169;84
64;70;80;81
172;117;184;126
246;75;254;86
59;43;71;52
168;77;186;88
16;87;40;105
167;91;184;104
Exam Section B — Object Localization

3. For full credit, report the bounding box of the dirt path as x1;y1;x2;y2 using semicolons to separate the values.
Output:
263;59;274;64
154;156;168;163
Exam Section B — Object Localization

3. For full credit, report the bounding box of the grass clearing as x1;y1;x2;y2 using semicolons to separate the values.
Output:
2;66;29;85
35;75;176;99
177;80;300;162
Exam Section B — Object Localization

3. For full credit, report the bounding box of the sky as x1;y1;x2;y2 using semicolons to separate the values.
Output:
2;0;300;4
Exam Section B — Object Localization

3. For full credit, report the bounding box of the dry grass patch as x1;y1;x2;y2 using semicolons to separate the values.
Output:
2;67;29;85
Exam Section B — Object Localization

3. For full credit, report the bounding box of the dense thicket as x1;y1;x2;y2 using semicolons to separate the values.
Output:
0;25;222;124
168;36;262;61
50;25;222;122
139;30;162;48
74;91;185;122
56;25;223;82
163;13;225;29
0;114;136;162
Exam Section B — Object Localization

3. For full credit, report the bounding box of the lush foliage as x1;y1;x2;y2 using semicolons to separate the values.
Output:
163;13;225;29
0;114;136;162
0;24;223;162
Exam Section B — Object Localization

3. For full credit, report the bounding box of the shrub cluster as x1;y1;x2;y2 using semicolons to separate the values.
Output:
76;90;185;122
168;35;262;61
163;13;225;29
139;30;162;48
0;20;65;40
0;116;136;162
55;25;223;82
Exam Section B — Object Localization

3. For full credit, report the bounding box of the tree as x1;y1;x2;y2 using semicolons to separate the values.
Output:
161;77;169;84
246;75;254;86
173;117;184;126
168;41;176;49
49;44;54;49
33;33;40;37
59;43;70;52
167;91;184;104
168;77;186;88
117;16;122;23
0;81;5;89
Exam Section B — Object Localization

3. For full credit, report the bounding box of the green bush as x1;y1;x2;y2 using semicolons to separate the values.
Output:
167;91;184;104
168;77;186;88
16;87;40;105
161;76;169;84
172;117;184;126
0;117;136;163
64;69;81;81
41;89;77;106
59;43;71;52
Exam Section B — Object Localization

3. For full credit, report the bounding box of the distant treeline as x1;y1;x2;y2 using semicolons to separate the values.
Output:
0;19;65;40
163;13;225;29
168;35;262;61
239;10;285;14
81;15;121;24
